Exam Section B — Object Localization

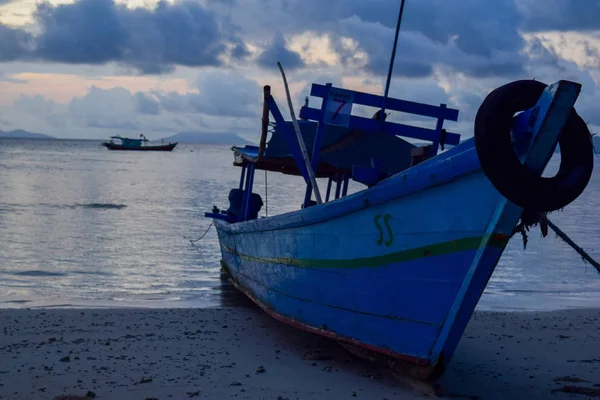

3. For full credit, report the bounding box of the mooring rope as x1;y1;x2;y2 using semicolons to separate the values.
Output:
187;220;214;246
543;215;600;274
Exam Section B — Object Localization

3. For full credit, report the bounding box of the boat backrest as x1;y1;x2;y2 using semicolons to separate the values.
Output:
298;83;461;152
265;120;416;174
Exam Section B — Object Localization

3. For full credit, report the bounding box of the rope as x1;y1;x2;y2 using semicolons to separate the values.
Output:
543;215;600;274
187;221;214;246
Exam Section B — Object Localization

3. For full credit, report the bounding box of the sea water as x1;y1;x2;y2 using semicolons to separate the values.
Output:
0;138;598;311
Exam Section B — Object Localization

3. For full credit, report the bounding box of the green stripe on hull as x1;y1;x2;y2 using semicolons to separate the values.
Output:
222;234;510;269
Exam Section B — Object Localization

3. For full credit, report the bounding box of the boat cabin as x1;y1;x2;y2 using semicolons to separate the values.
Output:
206;83;461;223
107;134;149;148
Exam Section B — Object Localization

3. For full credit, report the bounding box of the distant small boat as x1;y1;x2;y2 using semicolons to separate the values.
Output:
102;134;177;151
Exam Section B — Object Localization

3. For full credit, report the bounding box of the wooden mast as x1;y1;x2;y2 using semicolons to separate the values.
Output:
379;0;407;129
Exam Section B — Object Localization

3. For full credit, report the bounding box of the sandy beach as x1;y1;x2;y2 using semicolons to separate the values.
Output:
0;302;598;400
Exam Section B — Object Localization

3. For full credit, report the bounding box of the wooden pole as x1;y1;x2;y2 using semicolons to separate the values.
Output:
257;85;271;160
277;61;323;204
380;0;407;129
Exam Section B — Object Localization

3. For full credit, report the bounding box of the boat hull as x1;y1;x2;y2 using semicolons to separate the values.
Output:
213;141;523;379
102;142;177;151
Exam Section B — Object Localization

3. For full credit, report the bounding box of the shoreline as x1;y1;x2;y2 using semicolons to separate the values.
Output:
4;270;600;313
0;304;598;400
3;303;599;312
2;291;599;313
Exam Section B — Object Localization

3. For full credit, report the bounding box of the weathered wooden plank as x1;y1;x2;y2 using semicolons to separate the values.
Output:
300;106;461;145
310;83;459;121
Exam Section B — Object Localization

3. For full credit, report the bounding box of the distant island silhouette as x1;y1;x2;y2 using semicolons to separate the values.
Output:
0;129;55;139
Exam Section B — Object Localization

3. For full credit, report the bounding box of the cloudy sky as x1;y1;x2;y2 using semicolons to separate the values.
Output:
0;0;599;141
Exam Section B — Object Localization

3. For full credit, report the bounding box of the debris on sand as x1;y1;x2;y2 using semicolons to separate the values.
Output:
551;385;600;397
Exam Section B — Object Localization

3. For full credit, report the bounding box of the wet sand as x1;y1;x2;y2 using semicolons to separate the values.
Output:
0;303;598;400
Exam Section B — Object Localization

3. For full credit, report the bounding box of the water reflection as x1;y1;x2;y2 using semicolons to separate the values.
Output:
214;272;256;308
0;139;598;311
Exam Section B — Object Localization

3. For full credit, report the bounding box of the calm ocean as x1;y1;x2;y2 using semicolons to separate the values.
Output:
0;138;599;311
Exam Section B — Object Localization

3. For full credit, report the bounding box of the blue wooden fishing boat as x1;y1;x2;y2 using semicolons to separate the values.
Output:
204;5;594;381
205;78;594;380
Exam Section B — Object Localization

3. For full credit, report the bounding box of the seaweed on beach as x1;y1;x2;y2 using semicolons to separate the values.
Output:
53;392;96;400
554;376;591;383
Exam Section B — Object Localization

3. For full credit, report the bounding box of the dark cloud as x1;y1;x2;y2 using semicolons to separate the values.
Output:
2;0;595;80
256;32;304;71
297;0;524;56
232;0;524;54
34;0;124;64
332;17;525;78
153;71;261;117
524;37;563;69
520;0;600;32
335;0;526;77
0;25;34;61
0;0;245;73
120;0;229;72
221;0;528;78
134;92;161;115
332;19;433;78
230;38;251;60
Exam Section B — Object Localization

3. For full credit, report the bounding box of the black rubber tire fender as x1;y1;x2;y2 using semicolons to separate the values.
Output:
474;79;594;213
